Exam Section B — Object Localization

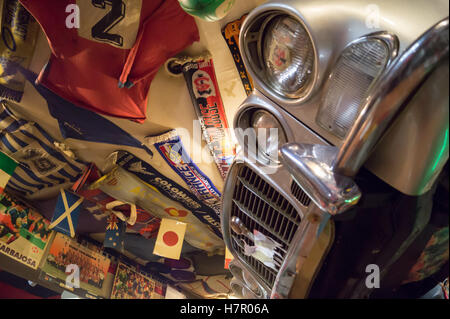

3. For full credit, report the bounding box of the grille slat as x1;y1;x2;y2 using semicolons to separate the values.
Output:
291;181;312;207
237;176;300;225
232;237;278;283
233;200;290;246
229;165;303;288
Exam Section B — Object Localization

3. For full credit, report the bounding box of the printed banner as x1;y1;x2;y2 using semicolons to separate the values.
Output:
91;166;224;253
0;0;39;102
40;232;111;299
180;53;235;180
149;130;222;213
222;14;254;96
111;261;164;299
115;151;222;239
0;192;52;269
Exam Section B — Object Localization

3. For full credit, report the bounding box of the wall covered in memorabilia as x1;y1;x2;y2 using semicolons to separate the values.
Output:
0;0;265;300
0;0;448;304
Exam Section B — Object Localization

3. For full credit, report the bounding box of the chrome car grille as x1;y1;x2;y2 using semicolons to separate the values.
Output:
230;165;302;288
291;181;312;207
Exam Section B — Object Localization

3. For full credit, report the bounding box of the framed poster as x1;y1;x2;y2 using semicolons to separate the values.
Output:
40;232;111;299
151;279;166;299
111;262;160;299
0;192;52;269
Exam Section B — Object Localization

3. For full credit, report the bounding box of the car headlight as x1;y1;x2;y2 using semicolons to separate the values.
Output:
263;16;315;98
241;11;316;101
251;110;287;163
316;33;398;139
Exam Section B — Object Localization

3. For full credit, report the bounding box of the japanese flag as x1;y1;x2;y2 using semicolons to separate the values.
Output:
153;218;187;260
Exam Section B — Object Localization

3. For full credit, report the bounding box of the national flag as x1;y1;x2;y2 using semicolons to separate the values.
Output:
104;214;126;252
153;218;187;260
49;189;83;237
0;151;18;193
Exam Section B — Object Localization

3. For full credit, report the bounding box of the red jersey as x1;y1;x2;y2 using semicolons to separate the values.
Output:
19;0;199;123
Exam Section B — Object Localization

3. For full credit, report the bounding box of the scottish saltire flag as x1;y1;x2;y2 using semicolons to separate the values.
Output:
49;189;83;238
16;65;153;157
153;218;187;260
0;151;17;193
1;101;87;197
104;214;126;252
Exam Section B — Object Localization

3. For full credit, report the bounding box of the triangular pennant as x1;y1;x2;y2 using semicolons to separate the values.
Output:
16;66;154;157
224;247;234;269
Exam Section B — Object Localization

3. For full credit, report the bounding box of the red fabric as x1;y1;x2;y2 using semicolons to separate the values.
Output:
19;0;199;123
0;282;60;299
0;282;41;299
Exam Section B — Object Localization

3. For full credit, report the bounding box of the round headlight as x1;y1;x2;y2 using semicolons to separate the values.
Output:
251;110;287;163
262;15;315;98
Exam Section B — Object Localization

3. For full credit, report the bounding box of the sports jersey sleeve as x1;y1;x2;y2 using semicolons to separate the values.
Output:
118;0;200;87
17;0;199;123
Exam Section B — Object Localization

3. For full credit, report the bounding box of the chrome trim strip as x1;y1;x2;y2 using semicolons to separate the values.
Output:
270;205;328;298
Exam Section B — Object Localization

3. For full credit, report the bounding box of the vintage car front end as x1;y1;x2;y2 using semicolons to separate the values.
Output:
221;0;449;299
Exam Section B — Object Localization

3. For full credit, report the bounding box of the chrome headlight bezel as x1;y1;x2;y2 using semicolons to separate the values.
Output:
251;109;287;164
235;107;288;166
240;5;318;104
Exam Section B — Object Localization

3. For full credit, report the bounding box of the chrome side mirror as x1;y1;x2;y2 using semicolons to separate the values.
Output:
280;143;361;215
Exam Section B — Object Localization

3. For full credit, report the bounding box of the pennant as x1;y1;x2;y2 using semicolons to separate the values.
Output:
149;130;222;212
15;66;154;157
49;189;83;238
153;218;187;260
115;151;222;239
72;164;162;240
104;214;126;252
71;163;102;193
0;151;17;193
224;247;234;270
92;166;224;252
180;53;236;180
222;14;254;96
